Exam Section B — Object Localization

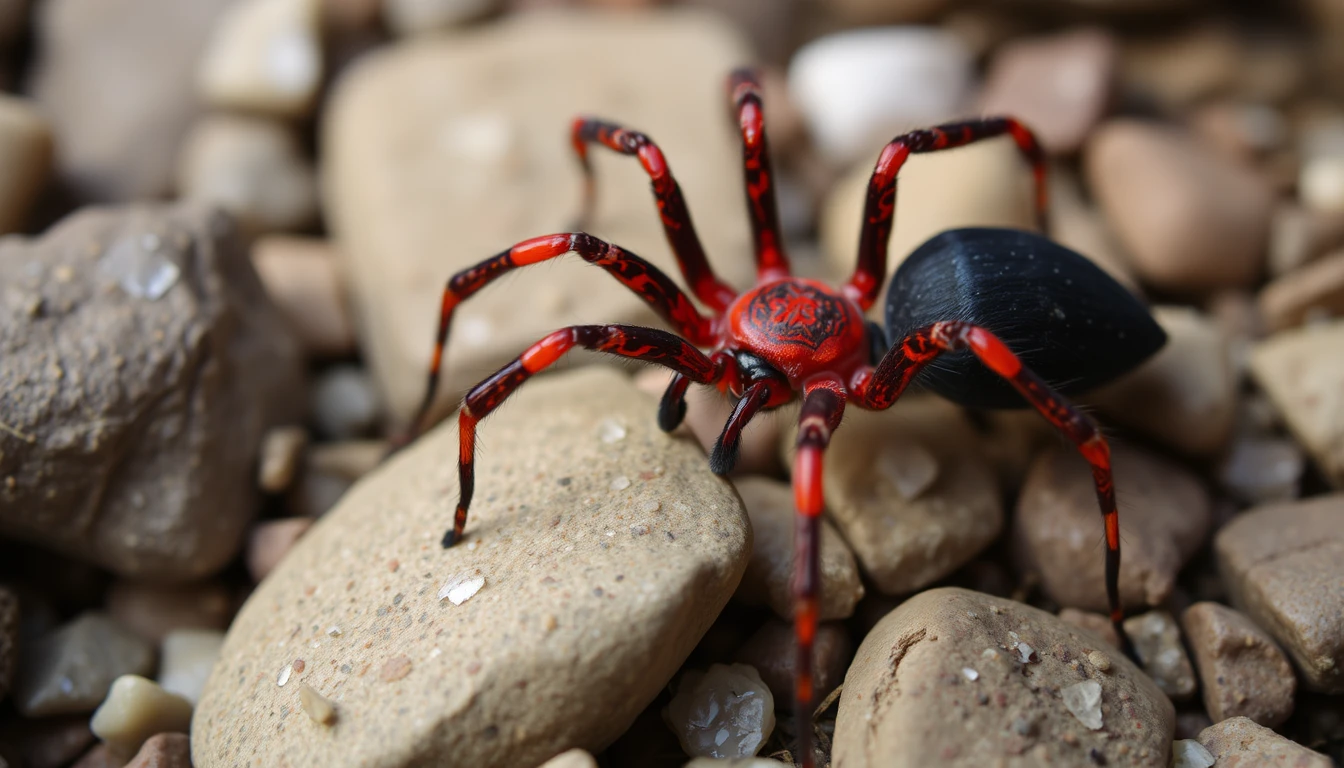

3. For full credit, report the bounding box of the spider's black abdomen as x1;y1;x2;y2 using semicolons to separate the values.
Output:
885;227;1166;409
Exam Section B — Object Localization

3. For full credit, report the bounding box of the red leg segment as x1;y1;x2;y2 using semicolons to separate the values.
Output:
728;68;790;281
448;324;724;548
571;118;738;312
791;375;846;768
844;118;1048;310
408;232;717;438
855;321;1134;657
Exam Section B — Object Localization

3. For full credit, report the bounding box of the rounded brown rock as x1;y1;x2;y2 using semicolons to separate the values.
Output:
1197;716;1332;768
191;368;751;768
1086;119;1273;293
833;587;1175;767
1181;601;1295;726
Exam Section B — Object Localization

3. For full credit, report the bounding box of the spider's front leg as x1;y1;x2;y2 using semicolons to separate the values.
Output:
446;323;725;548
857;322;1136;658
406;233;719;441
790;376;847;768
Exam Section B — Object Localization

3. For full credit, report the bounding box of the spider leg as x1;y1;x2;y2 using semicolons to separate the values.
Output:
844;118;1048;311
855;321;1136;658
447;323;722;548
408;233;716;439
728;68;790;281
790;375;847;768
571;118;738;311
708;379;778;475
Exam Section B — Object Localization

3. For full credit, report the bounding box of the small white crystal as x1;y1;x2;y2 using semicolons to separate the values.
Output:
610;476;631;491
961;667;979;681
277;664;292;687
664;663;775;758
597;419;627;444
1171;739;1216;768
99;234;180;300
1062;680;1103;730
438;574;485;605
1015;642;1036;664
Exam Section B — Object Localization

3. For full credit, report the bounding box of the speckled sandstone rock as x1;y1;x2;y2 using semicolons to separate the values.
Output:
733;477;863;621
1197;717;1332;767
0;205;305;579
785;396;1001;596
1215;493;1344;692
192;368;750;768
1249;321;1344;487
323;10;756;425
1181;601;1295;726
833;588;1174;767
1014;443;1212;612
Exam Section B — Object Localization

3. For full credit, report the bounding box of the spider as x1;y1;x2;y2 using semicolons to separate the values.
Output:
405;68;1165;766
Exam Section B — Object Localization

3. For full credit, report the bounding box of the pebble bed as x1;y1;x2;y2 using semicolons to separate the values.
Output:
0;0;1343;766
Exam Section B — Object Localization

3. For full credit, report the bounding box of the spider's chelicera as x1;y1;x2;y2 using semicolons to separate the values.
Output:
406;68;1166;766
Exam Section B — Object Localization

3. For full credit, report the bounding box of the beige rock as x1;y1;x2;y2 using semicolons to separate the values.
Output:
1215;493;1344;692
0;205;305;579
833;588;1174;767
1089;306;1236;457
198;0;322;117
1048;167;1138;291
1302;155;1344;214
105;581;235;645
1190;101;1288;162
733;619;849;713
252;236;357;358
124;732;191;768
245;517;314;582
978;28;1117;155
1120;24;1242;110
14;613;156;717
1014;443;1211;611
1124;610;1196;700
157;629;225;705
536;748;598;768
0;586;14;704
90;676;193;762
1269;204;1344;278
1181;602;1295;726
383;0;495;34
307;439;387;481
1217;436;1304;505
786;396;1001;595
1249;321;1344;487
1085;120;1272;293
1259;249;1344;331
192;368;750;768
311;364;382;439
298;682;337;725
733;477;863;621
178;115;319;234
323;11;756;425
633;369;782;477
1057;607;1118;648
27;0;236;201
1197;717;1332;767
820;138;1036;295
257;426;307;493
0;95;52;235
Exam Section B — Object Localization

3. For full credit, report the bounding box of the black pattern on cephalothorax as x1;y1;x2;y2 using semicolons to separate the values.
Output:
745;282;850;349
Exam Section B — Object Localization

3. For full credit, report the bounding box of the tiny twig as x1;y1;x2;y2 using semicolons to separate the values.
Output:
0;420;35;443
813;682;844;720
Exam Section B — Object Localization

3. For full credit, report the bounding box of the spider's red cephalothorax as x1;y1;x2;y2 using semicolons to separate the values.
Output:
405;68;1165;768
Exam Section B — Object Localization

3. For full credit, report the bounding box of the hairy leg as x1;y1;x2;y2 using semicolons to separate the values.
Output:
572;118;738;311
728;68;790;281
790;375;846;768
447;324;722;548
844;118;1047;310
855;321;1135;657
408;232;717;438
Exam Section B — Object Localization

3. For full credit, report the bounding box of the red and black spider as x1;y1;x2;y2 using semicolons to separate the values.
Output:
406;68;1165;766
